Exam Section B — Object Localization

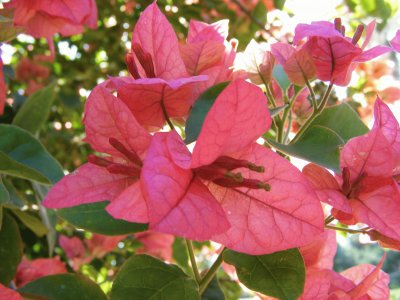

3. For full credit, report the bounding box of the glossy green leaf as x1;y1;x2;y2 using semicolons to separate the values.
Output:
0;177;10;205
0;212;23;285
173;238;191;275
13;83;57;134
306;102;369;142
18;274;107;300
223;248;305;300
2;179;26;208
268;126;343;172
273;65;291;92
185;82;230;144
58;201;147;236
12;209;48;237
0;125;64;184
110;255;199;300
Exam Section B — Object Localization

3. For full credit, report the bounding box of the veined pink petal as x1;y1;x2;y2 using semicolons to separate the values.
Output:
271;42;295;65
42;163;132;208
132;2;187;79
59;236;86;260
340;129;393;182
351;179;400;240
84;84;151;158
302;164;351;213
0;284;23;300
373;97;400;174
113;76;206;131
181;41;225;76
342;255;389;299
187;19;229;43
305;36;361;85
300;269;332;300
191;79;271;168
86;234;125;258
328;271;356;295
283;48;316;86
106;181;149;223
210;144;324;255
300;230;337;270
390;30;400;52
354;45;392;62
293;21;342;45
141;132;229;241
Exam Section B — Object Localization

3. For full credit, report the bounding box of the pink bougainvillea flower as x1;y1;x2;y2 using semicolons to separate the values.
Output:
43;84;151;224
15;57;50;95
135;231;174;261
0;284;23;300
0;57;6;116
140;79;324;255
235;39;275;85
293;18;392;86
85;234;126;258
304;98;400;245
112;2;207;131
181;19;238;89
271;42;315;86
4;0;97;39
59;236;91;271
15;256;67;287
390;29;400;52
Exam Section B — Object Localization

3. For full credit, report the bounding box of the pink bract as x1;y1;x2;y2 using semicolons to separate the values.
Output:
140;79;324;254
293;19;392;86
43;85;151;224
4;0;97;39
0;58;6;115
135;231;174;261
0;284;23;300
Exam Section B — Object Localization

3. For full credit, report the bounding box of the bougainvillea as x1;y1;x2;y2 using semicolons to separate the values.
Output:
1;0;400;299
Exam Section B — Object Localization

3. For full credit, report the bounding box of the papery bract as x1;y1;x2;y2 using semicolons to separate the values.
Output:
85;234;126;258
59;236;90;271
4;0;97;39
271;43;315;86
141;79;324;254
293;19;392;86
0;284;23;300
43;85;151;224
135;231;174;261
235;39;275;85
390;29;400;52
15;256;67;287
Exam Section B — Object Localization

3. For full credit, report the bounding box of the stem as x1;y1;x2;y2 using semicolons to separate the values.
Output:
290;83;334;144
160;98;175;130
265;83;277;108
185;239;201;283
199;248;226;295
304;78;317;111
324;215;335;225
325;225;369;234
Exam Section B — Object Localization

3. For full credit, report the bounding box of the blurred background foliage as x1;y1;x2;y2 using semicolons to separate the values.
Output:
1;0;400;298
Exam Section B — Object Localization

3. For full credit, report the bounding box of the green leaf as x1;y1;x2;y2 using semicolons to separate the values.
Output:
11;209;48;237
110;255;199;300
13;83;57;134
202;277;225;300
218;272;242;300
185;82;230;144
268;126;343;172
273;65;291;92
223;248;305;300
306;103;369;142
0;9;24;42
273;0;286;9
0;124;64;184
0;212;23;285
173;238;191;275
58;201;147;236
18;274;107;300
2;179;26;208
0;177;10;205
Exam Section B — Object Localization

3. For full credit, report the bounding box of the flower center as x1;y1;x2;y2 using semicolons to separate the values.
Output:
125;43;156;79
194;156;271;191
341;167;367;198
88;138;142;178
334;18;364;45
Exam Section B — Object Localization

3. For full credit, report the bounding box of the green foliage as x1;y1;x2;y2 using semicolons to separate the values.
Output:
18;274;108;300
185;82;230;144
0;212;23;285
223;249;305;300
110;255;200;300
58;201;148;236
